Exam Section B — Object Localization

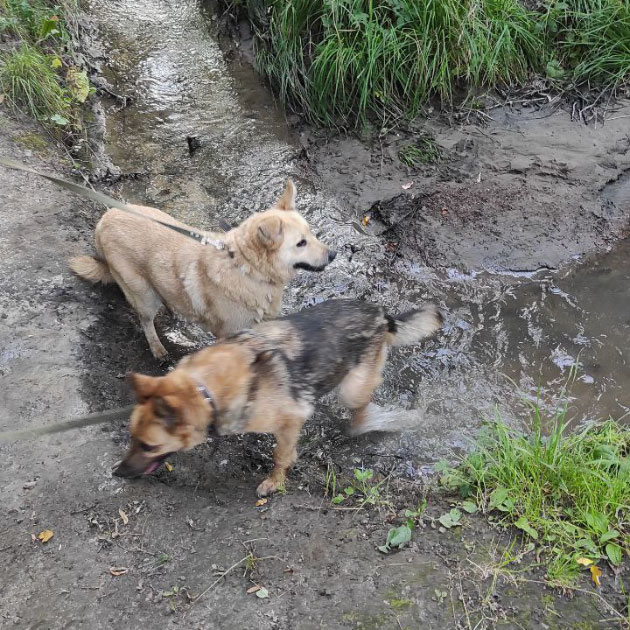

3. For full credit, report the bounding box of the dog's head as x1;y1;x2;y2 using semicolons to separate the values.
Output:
113;345;258;478
241;180;336;280
112;372;208;478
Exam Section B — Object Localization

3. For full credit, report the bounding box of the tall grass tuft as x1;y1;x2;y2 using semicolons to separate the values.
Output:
0;0;83;127
252;0;543;127
0;42;69;120
440;401;630;585
541;0;630;88
237;0;630;127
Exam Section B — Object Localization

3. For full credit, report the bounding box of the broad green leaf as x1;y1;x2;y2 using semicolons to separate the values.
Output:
388;525;412;549
331;494;345;504
489;487;509;510
585;511;608;535
605;543;623;566
599;530;620;544
255;586;269;599
514;516;539;540
462;501;477;514
50;114;69;126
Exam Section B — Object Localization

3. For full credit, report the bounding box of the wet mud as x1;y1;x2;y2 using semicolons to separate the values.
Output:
1;0;630;627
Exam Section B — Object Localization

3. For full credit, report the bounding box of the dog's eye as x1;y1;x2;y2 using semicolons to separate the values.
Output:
138;441;158;453
296;239;307;247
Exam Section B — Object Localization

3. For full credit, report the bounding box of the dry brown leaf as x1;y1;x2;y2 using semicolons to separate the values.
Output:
247;585;261;594
37;530;54;543
577;557;593;567
109;567;128;576
362;216;370;226
591;565;602;587
165;461;174;472
118;509;129;525
255;498;268;507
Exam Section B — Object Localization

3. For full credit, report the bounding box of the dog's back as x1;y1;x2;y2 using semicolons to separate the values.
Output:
252;299;442;399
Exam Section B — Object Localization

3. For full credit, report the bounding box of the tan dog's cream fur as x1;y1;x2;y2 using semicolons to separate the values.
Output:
70;181;334;358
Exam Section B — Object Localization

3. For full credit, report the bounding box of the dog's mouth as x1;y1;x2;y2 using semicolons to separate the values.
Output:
113;452;172;478
143;454;170;475
293;261;328;272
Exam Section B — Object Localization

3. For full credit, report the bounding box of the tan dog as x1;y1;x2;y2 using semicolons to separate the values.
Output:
113;299;443;496
70;181;335;359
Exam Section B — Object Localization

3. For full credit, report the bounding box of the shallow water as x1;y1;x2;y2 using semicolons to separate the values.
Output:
87;0;630;466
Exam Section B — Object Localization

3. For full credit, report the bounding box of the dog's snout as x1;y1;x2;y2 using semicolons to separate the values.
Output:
328;250;337;263
112;459;138;479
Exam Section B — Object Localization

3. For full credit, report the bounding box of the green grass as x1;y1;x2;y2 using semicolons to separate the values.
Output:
439;402;630;586
0;0;88;129
233;0;630;128
399;137;441;167
0;42;69;121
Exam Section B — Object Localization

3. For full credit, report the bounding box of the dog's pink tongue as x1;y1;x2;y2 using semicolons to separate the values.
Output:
144;460;161;475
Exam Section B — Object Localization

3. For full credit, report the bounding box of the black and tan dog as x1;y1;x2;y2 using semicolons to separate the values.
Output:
114;299;442;496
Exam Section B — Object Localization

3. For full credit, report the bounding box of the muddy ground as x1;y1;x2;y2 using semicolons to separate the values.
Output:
2;0;630;627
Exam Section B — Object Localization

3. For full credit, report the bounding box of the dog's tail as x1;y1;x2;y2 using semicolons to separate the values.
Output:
386;304;443;347
69;255;113;284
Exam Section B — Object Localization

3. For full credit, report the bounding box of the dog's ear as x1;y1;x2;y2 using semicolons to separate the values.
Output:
152;396;176;427
128;373;158;403
257;215;284;249
275;179;296;212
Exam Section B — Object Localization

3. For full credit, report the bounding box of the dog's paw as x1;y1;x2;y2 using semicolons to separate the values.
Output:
257;477;281;497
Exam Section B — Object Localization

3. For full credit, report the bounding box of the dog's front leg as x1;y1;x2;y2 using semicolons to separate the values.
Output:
256;417;303;497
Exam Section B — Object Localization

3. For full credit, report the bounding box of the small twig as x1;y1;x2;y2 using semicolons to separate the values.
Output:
191;555;248;605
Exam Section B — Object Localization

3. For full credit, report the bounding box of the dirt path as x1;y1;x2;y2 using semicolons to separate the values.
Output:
2;1;630;628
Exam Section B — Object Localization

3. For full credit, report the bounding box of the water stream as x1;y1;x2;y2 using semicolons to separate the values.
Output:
86;0;630;465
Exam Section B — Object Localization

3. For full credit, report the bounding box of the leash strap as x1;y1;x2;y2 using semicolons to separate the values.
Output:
0;405;134;443
0;158;225;250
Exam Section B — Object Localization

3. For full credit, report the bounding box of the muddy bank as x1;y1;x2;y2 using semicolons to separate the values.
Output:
299;108;630;273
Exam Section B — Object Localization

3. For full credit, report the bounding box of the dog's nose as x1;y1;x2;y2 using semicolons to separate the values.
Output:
328;250;337;263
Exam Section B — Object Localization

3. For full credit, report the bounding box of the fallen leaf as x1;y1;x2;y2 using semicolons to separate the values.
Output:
255;498;268;507
31;533;37;543
402;182;413;190
255;586;269;599
109;567;128;576
37;530;54;543
247;585;261;594
362;215;370;226
118;509;129;525
577;557;593;567
590;565;602;587
165;461;173;472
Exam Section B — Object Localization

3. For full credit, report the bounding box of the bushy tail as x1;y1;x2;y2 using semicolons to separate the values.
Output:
387;304;443;347
69;255;113;284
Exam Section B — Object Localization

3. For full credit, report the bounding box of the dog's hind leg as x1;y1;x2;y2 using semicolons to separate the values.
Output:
257;416;304;497
110;269;168;360
338;339;389;435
